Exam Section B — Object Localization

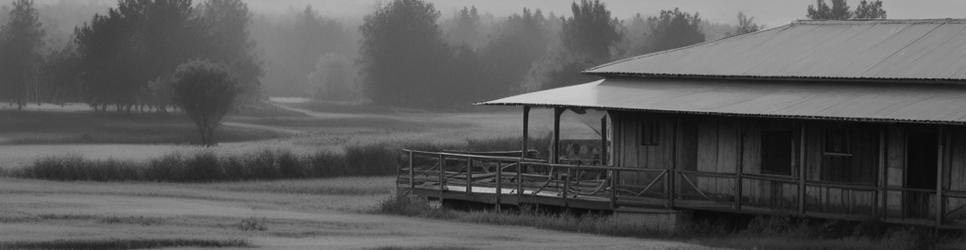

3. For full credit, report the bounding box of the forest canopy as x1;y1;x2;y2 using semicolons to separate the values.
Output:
0;0;766;111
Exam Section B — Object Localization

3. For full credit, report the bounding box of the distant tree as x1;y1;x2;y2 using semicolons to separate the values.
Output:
649;8;705;53
170;59;240;146
359;0;450;107
480;8;549;96
730;12;762;36
538;0;622;89
561;0;621;63
853;0;886;19
74;0;201;111
309;53;357;101
0;0;45;110
807;0;852;20
444;6;482;48
198;0;263;102
38;41;81;105
259;5;350;97
807;0;886;20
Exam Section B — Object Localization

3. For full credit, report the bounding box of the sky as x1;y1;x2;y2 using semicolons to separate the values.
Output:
241;0;966;27
13;0;966;27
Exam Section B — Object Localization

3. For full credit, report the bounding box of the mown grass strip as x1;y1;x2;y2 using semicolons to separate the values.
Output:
0;238;249;250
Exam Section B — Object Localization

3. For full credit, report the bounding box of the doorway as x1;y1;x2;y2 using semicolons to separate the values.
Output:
905;128;937;218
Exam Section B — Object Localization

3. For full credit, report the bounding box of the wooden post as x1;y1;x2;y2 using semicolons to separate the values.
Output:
563;167;572;208
466;157;473;198
736;123;744;210
519;106;530;203
396;150;402;195
610;169;618;210
409;151;415;195
517;161;524;200
439;154;446;203
668;119;679;209
601;116;608;166
522;106;530;159
799;123;807;215
496;162;503;212
552;107;564;164
877;127;887;218
937;126;945;226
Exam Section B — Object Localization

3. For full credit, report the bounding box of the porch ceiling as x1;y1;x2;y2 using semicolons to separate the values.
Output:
478;79;966;124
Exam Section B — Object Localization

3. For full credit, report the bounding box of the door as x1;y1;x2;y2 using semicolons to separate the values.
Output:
905;128;937;218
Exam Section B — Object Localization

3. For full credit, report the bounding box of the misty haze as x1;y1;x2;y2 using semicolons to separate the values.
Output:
0;0;964;249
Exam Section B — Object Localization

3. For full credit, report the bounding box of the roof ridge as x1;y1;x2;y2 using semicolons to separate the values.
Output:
794;18;966;25
584;22;794;73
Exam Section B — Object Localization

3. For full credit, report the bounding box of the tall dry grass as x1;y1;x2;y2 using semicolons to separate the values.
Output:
11;136;542;182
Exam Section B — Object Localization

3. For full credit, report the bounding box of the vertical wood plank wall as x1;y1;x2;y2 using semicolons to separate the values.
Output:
612;111;966;222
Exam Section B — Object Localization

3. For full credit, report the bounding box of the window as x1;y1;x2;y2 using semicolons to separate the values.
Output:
822;127;853;182
824;128;852;155
761;130;793;176
640;120;659;146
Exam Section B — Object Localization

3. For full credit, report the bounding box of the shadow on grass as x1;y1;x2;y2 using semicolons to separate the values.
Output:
0;238;249;250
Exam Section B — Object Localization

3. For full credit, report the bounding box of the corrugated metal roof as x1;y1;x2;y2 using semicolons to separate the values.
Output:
586;19;966;81
480;79;966;124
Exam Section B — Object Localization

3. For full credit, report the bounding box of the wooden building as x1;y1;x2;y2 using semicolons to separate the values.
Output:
397;19;966;228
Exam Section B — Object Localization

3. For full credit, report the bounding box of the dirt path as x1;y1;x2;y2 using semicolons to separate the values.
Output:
0;178;718;250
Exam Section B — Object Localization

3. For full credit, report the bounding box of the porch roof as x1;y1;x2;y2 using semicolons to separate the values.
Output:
478;79;966;124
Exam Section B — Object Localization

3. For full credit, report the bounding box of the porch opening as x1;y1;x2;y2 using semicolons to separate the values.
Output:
905;128;938;218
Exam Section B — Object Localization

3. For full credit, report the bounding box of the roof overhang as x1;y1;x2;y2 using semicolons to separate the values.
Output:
477;78;966;125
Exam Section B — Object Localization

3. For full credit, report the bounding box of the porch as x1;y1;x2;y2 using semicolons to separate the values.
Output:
395;149;966;228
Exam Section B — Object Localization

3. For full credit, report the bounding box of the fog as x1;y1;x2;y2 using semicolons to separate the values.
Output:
11;0;966;28
4;0;966;102
248;0;966;27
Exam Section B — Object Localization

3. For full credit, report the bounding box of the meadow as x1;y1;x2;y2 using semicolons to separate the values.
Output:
1;100;953;249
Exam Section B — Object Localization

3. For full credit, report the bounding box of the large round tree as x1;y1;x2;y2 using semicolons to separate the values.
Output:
171;59;240;146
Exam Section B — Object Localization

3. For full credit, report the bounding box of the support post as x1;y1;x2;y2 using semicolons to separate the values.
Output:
496;162;503;212
409;151;415;195
937;126;946;226
736;123;744;210
519;106;530;203
552;107;564;164
563;167;572;208
799;123;807;215
610;169;618;209
396;150;402;195
439;154;446;203
877;127;887;218
668;119;679;209
601;116;608;166
466;157;473;198
517;162;524;200
522;106;530;159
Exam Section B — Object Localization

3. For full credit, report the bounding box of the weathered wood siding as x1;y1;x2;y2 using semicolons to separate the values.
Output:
885;125;906;217
608;111;966;220
613;112;675;192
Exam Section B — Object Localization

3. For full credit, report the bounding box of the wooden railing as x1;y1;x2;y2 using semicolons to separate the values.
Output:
397;149;670;210
397;149;966;227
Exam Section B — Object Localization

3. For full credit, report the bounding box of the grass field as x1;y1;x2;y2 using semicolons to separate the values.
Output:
0;177;717;249
6;100;913;249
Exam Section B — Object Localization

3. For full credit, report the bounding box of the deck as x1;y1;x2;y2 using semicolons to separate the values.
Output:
396;149;966;228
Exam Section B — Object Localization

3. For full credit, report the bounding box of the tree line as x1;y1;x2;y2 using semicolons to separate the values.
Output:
357;0;754;108
0;0;889;112
0;0;259;112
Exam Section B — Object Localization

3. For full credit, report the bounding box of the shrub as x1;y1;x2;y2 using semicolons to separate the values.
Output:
345;144;399;176
11;138;549;182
